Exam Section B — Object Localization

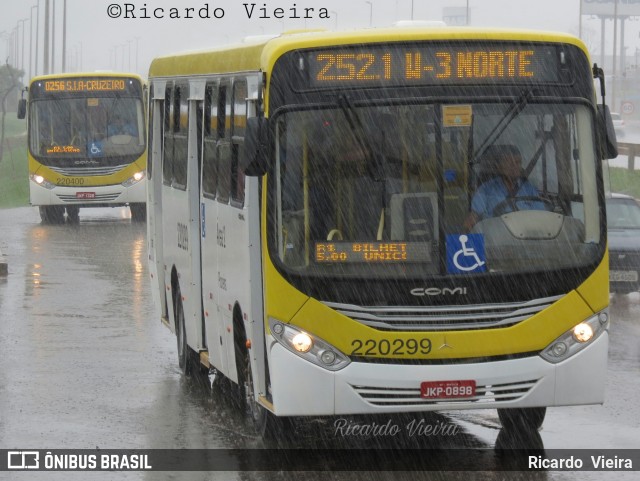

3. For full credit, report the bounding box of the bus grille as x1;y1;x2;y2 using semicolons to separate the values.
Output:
322;295;562;331
49;165;130;177
57;193;121;203
352;379;538;406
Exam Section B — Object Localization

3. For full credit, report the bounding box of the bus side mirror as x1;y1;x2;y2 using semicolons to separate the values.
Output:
241;116;270;176
17;99;27;119
598;105;618;159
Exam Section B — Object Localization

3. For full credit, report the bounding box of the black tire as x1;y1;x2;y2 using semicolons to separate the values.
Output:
130;203;146;222
498;407;546;432
236;324;291;440
40;206;65;224
38;206;48;223
495;426;544;452
175;289;192;376
66;206;80;223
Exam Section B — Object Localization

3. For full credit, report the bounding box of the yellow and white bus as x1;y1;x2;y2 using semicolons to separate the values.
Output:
147;26;616;436
20;72;147;223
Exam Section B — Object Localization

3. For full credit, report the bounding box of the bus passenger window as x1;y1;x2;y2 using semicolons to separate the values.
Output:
172;84;189;189
202;83;218;198
231;80;247;206
216;83;231;203
162;86;173;186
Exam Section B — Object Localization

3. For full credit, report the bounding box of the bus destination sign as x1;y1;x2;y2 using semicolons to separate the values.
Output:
30;77;142;98
43;79;127;92
306;43;566;87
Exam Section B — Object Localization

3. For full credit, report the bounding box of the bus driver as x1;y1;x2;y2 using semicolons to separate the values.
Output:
463;145;545;231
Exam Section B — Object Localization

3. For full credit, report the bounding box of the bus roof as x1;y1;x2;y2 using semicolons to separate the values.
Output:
148;26;589;78
29;71;146;87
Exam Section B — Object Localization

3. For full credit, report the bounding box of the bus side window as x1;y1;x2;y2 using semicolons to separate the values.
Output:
202;82;218;199
217;83;231;203
172;83;189;190
162;84;173;186
231;79;247;207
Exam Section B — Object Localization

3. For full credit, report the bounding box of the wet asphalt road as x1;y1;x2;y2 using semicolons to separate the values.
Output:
0;206;638;481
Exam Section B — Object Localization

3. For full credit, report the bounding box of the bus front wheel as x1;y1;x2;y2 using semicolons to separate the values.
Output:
237;337;291;440
497;407;546;432
39;206;65;224
130;203;146;222
66;206;80;223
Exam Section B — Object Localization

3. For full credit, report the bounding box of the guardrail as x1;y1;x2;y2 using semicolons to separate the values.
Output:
616;142;640;170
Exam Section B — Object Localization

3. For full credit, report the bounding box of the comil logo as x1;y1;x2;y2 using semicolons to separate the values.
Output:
7;451;39;469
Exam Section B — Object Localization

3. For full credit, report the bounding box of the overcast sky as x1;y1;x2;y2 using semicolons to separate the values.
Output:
1;0;637;79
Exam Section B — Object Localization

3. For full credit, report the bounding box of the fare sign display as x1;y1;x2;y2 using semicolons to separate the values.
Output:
315;242;431;263
305;42;566;88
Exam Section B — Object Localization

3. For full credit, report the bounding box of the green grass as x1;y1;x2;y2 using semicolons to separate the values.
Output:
2;116;27;138
609;166;640;199
0;134;29;209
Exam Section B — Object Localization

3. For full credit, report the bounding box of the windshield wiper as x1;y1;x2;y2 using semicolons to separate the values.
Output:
336;95;385;181
470;89;533;165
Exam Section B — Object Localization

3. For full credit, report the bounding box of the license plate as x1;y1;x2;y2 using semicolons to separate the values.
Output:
76;192;96;199
610;270;638;282
421;380;476;399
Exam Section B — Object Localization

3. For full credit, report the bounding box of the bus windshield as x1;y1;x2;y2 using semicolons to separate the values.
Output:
29;96;145;166
273;101;601;278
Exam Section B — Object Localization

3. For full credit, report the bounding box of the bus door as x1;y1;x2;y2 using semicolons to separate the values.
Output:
162;81;204;353
216;78;251;384
148;81;168;325
200;80;227;374
188;79;207;354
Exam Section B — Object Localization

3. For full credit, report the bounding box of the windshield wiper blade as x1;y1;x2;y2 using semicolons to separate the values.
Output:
470;89;533;164
337;95;373;159
336;94;383;181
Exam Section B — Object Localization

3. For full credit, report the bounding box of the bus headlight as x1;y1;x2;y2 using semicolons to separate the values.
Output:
291;332;313;353
268;318;350;371
540;310;608;364
122;171;145;187
30;174;56;190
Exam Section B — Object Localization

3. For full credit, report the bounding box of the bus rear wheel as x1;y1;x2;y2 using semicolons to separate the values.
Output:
175;289;192;376
39;206;65;224
497;407;546;432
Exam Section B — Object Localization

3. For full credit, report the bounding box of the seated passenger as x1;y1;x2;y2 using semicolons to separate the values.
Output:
463;145;545;231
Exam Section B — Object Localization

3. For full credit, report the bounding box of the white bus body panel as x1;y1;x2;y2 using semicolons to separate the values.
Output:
202;197;252;384
162;183;202;349
200;197;224;372
267;331;608;416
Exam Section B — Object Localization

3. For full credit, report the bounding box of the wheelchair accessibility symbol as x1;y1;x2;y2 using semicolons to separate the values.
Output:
446;234;486;274
88;141;103;157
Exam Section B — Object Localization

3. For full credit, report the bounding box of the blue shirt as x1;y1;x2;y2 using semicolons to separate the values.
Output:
471;176;545;219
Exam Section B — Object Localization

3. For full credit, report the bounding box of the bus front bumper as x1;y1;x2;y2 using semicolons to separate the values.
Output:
29;178;146;206
267;331;608;416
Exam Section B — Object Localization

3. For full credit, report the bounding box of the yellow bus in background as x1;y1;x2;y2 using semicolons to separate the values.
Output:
20;72;147;223
147;25;616;438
